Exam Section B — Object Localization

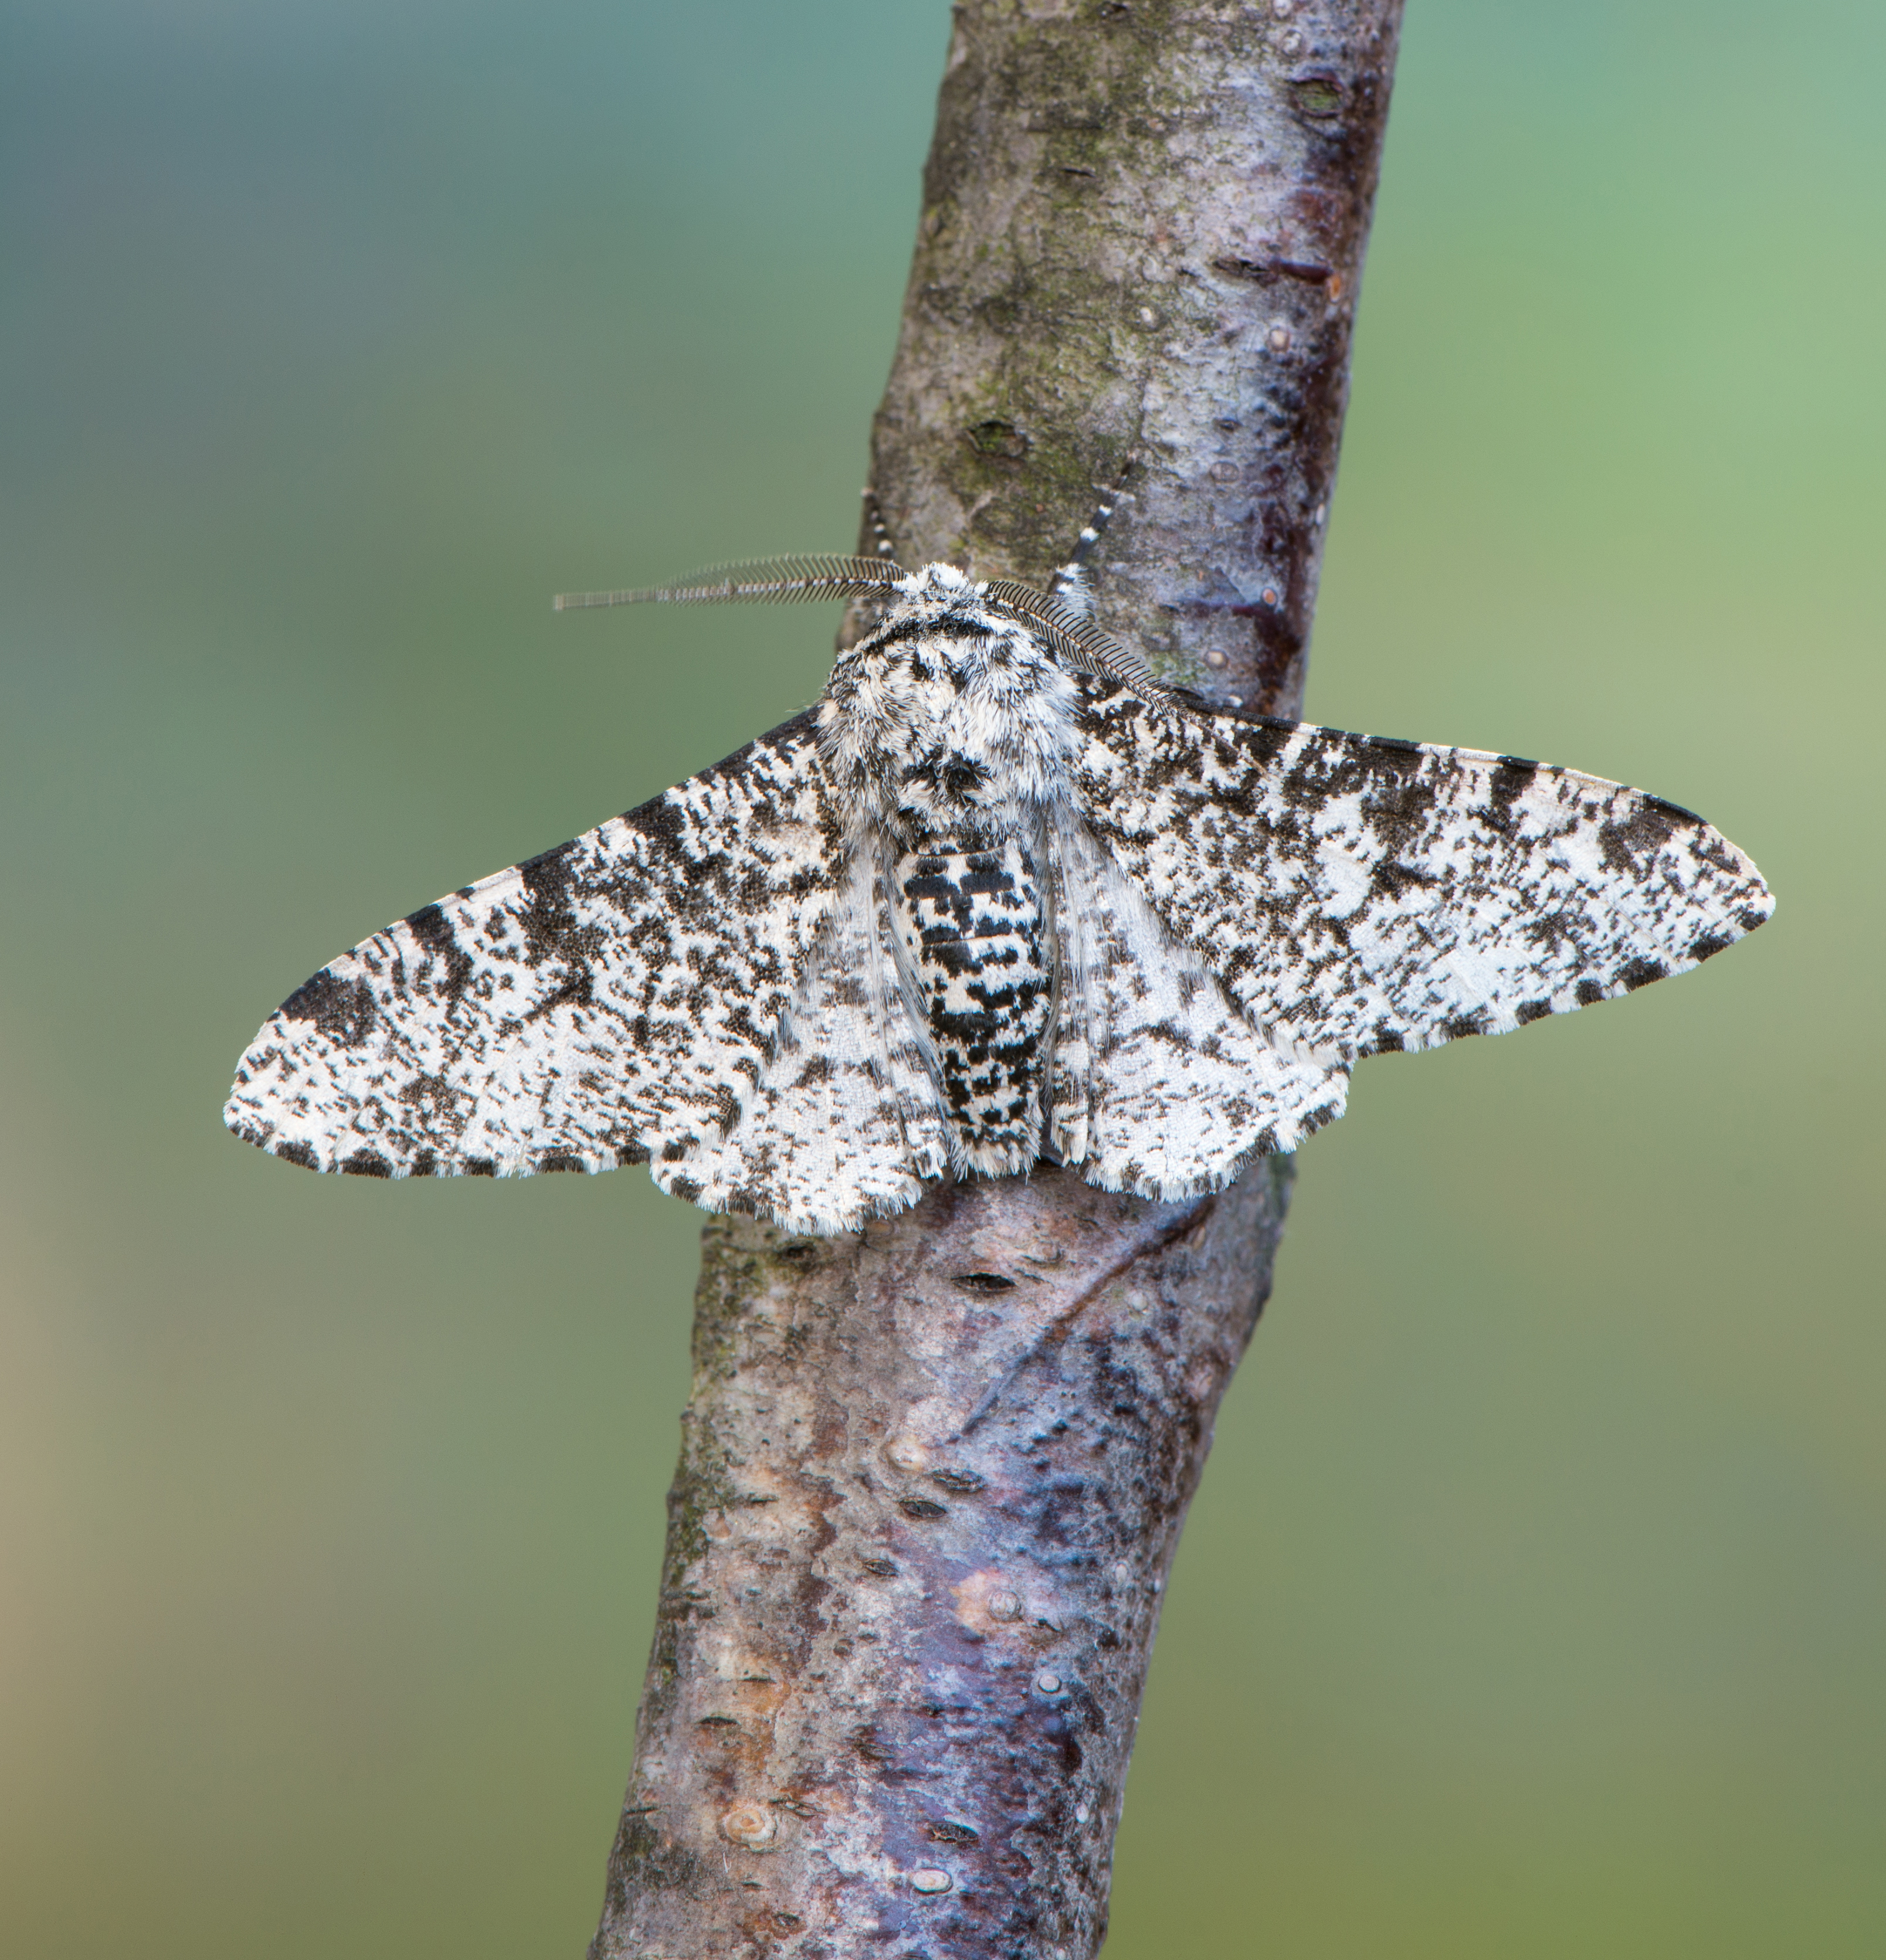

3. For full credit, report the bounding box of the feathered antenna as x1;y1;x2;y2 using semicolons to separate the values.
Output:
981;580;1162;693
553;529;1162;697
995;473;1158;690
554;555;906;612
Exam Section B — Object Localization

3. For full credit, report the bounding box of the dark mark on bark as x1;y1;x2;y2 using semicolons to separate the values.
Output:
967;418;1030;461
1210;254;1333;285
1288;70;1345;118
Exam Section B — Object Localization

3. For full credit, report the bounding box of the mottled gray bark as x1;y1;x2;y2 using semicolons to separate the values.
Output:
592;4;1402;1955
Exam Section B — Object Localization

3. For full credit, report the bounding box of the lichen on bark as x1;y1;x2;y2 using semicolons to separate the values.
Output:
592;4;1403;1955
873;0;1402;712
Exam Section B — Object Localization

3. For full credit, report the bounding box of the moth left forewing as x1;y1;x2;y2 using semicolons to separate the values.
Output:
666;851;949;1234
225;711;851;1181
1073;678;1773;1061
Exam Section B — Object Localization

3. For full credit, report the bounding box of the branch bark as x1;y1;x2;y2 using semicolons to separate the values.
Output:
592;4;1403;1955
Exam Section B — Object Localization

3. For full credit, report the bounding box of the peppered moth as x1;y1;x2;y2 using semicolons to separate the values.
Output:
226;552;1772;1234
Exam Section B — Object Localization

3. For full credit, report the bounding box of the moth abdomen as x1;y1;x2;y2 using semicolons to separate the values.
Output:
893;833;1053;1174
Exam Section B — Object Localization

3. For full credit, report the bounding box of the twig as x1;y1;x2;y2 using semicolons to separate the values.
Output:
592;5;1404;1954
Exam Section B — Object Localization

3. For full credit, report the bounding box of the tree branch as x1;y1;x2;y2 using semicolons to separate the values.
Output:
592;4;1403;1954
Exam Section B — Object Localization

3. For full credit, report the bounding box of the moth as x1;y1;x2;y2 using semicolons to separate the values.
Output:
226;515;1773;1235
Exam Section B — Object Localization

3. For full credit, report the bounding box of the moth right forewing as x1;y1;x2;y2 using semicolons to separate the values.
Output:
1071;678;1773;1062
1045;807;1351;1196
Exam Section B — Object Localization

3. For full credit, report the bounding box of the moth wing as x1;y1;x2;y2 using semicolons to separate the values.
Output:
1048;811;1350;1200
1073;680;1773;1060
225;709;852;1181
676;852;952;1235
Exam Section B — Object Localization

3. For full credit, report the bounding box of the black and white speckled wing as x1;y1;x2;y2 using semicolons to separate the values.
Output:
226;711;869;1194
1047;812;1350;1199
1072;680;1773;1060
672;854;952;1234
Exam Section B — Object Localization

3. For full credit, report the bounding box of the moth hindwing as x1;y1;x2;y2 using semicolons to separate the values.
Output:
226;559;1773;1234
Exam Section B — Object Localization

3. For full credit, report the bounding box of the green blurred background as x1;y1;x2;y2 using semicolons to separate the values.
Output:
2;1;1879;1953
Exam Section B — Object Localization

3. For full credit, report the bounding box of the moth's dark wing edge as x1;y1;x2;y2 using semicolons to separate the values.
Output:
225;707;837;1180
640;705;823;799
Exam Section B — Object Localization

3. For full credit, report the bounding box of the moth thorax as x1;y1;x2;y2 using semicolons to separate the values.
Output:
820;609;1081;831
891;831;1053;1177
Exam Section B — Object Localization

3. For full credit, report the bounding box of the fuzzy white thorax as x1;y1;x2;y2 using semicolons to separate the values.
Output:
818;564;1083;845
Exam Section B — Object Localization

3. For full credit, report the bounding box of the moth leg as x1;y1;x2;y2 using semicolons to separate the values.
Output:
1047;474;1134;617
860;486;902;566
847;488;906;637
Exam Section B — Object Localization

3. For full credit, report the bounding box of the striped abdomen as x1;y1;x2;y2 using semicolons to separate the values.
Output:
893;835;1052;1172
